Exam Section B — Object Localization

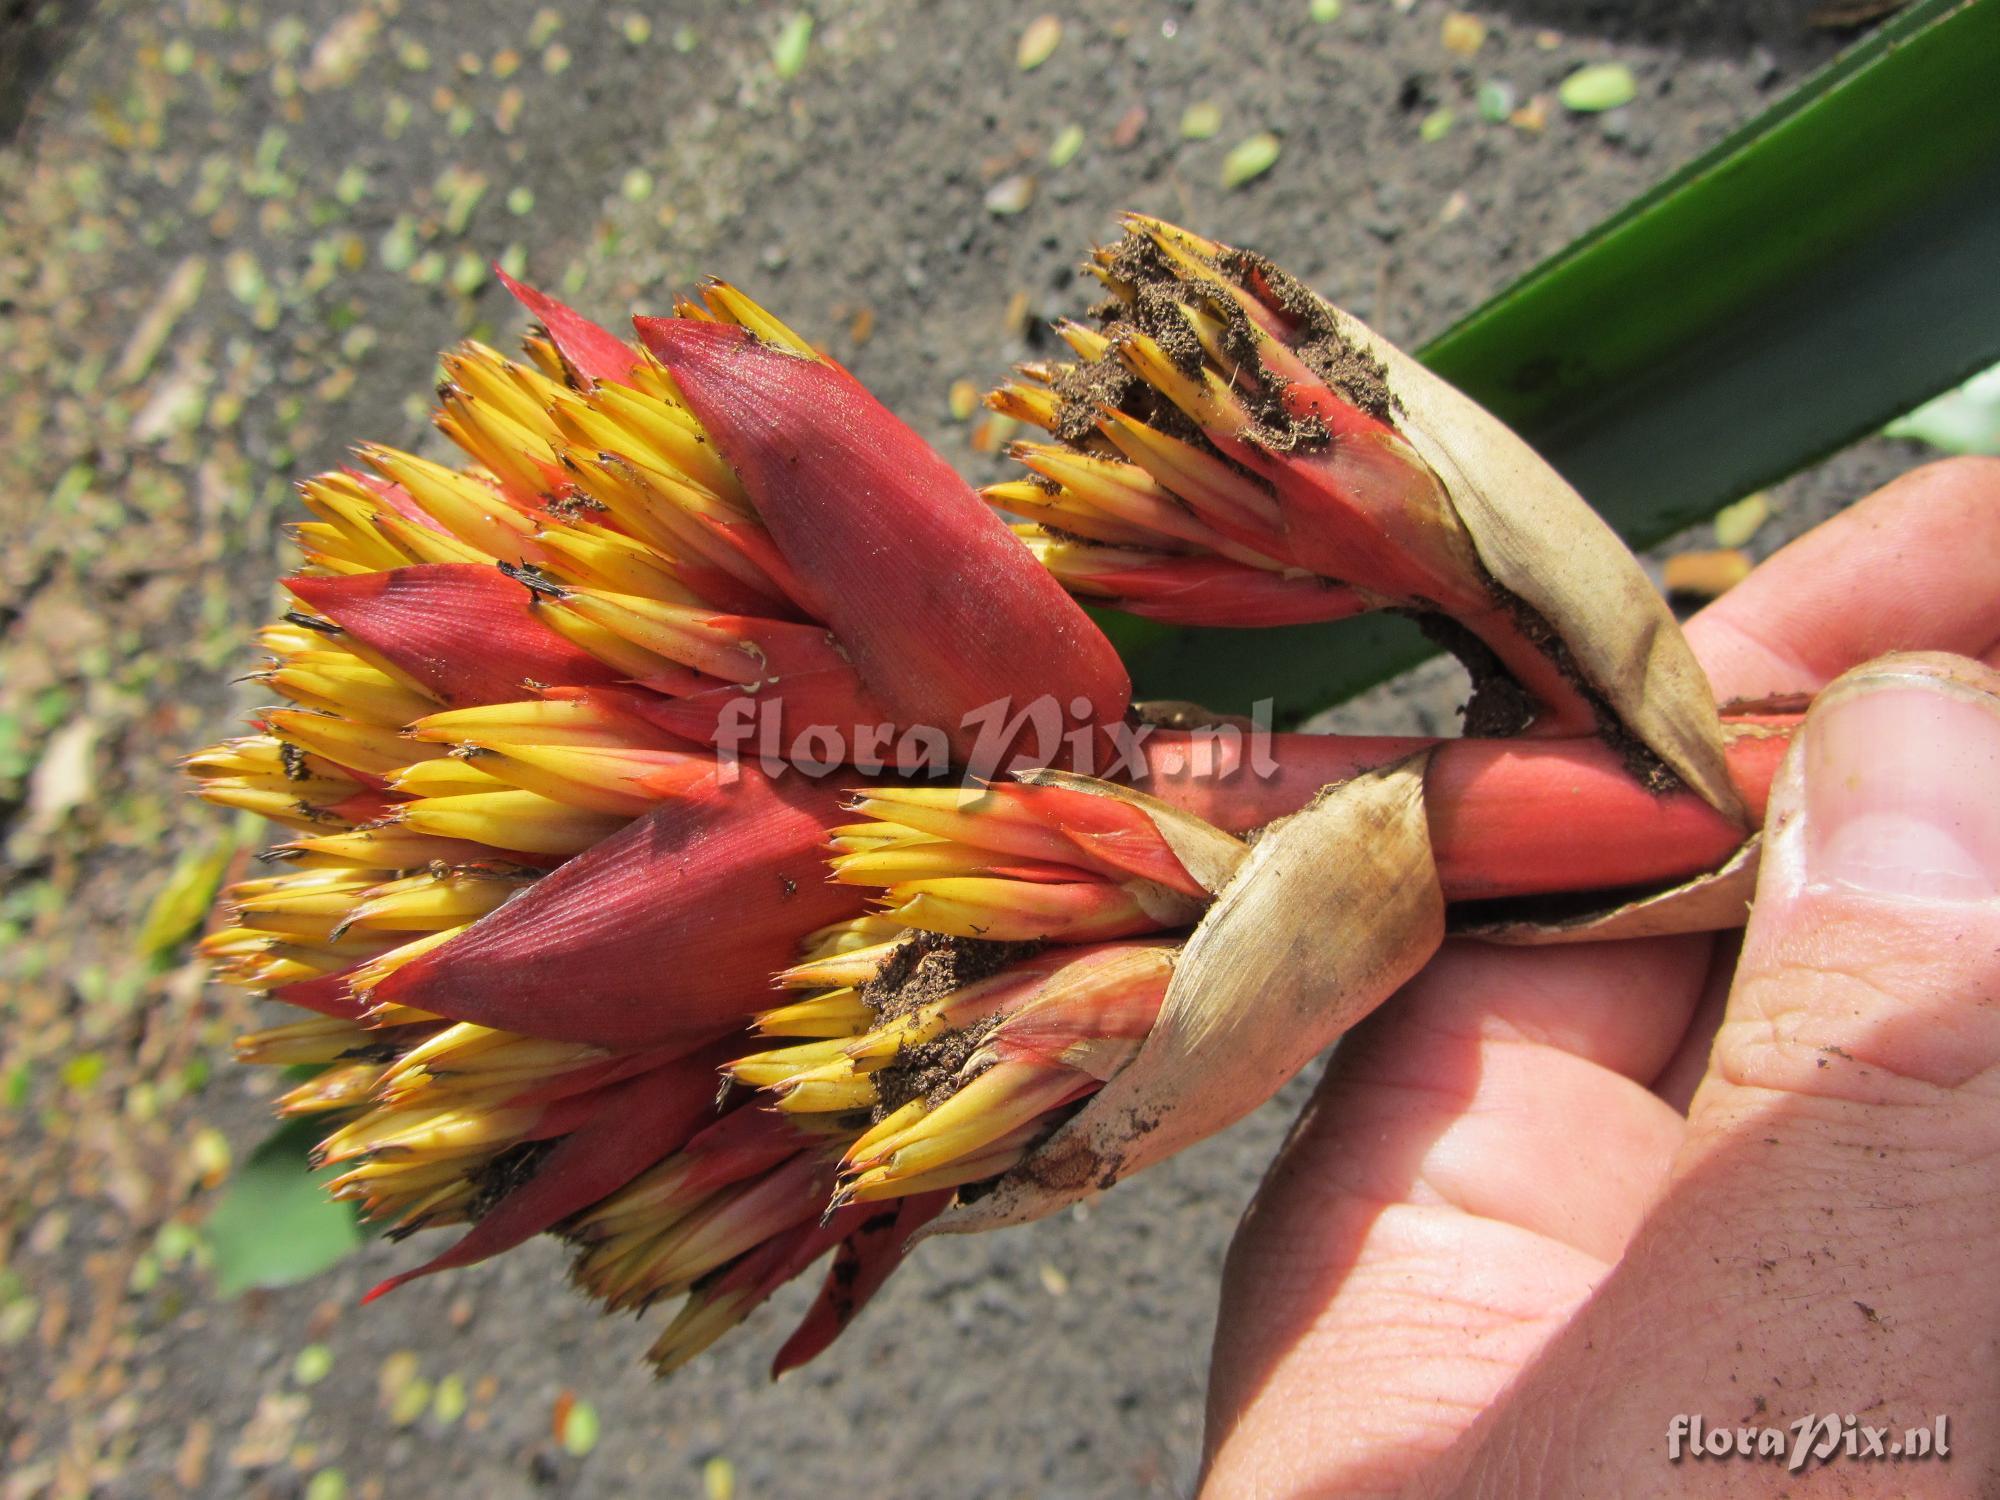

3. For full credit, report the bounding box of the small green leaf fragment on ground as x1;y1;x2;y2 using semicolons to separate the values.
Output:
1179;101;1221;139
1477;79;1516;121
506;185;535;215
378;216;417;271
1420;107;1455;141
449;250;488;296
1559;62;1637;113
139;839;236;969
1712;491;1771;548
1221;132;1281;188
703;1456;736;1500
305;1471;347;1500
432;1373;468;1423
389;1377;433;1428
293;1343;334;1387
1047;124;1085;167
620;168;653;203
1017;15;1063;70
1310;0;1342;21
61;1052;105;1093
773;13;813;78
560;1399;601;1456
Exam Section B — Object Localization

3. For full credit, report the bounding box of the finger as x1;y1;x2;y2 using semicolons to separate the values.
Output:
1429;653;2000;1494
1685;455;2000;700
1202;939;1709;1499
1203;464;2000;1497
1664;457;2000;1099
1645;930;1737;1113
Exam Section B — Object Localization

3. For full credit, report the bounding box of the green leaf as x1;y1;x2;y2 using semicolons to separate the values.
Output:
1179;102;1222;140
1047;124;1086;168
560;1399;601;1456
1221;132;1281;188
205;1117;366;1297
139;840;236;970
1016;15;1062;71
772;13;812;79
1558;62;1636;113
1128;0;2000;719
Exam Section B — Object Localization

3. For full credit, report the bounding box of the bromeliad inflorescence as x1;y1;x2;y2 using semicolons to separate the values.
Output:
190;220;1789;1377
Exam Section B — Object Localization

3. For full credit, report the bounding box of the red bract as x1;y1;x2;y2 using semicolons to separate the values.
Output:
287;565;622;708
770;1190;950;1377
495;269;641;388
637;319;1133;767
368;771;866;1047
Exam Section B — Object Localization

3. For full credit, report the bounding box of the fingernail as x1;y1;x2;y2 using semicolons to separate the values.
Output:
1803;662;2000;901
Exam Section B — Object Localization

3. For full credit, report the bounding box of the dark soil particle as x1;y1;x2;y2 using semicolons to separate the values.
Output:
1048;351;1138;445
1220;246;1398;424
1406;608;1538;738
872;1022;1000;1117
470;1138;559;1224
859;931;1042;1023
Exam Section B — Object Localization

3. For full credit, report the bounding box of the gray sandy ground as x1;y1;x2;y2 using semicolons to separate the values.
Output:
0;2;1930;1496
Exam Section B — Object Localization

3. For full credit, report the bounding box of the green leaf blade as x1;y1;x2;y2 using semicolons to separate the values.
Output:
206;1117;367;1297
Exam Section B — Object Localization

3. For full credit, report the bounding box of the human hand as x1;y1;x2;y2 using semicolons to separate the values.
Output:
1202;458;2000;1498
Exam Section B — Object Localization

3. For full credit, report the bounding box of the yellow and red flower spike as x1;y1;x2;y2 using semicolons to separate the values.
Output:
728;942;1109;1113
819;942;1177;1207
191;267;1158;1380
359;1039;740;1302
768;1190;949;1378
1019;528;1372;628
828;722;1797;952
571;1115;849;1313
642;1191;950;1378
994;215;1648;733
494;268;642;388
826;782;1210;943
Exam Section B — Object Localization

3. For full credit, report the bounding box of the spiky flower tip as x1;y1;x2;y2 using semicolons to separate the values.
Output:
819;721;1797;953
189;274;1135;1377
991;214;1622;734
730;937;1177;1207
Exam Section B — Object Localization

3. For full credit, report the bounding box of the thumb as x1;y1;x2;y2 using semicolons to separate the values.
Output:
1708;649;2000;1108
1426;653;2000;1495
